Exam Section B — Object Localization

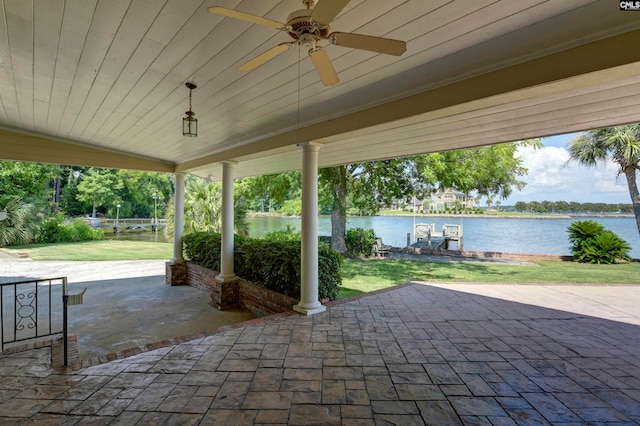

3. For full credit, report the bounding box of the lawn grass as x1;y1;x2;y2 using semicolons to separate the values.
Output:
6;240;639;300
7;240;173;261
339;258;640;298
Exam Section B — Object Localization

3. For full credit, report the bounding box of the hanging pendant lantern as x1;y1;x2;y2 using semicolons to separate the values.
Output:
182;82;197;137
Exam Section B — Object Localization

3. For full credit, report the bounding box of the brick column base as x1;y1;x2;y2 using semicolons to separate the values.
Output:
214;276;240;310
166;260;187;286
51;334;80;370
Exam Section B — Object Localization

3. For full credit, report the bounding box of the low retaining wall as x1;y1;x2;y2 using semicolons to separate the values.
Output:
401;247;574;261
182;262;297;316
183;262;238;310
239;281;298;317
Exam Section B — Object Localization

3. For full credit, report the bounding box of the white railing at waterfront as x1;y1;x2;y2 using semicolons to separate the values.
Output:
85;217;167;233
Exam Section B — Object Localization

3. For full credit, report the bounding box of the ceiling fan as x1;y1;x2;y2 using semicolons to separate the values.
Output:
208;0;407;86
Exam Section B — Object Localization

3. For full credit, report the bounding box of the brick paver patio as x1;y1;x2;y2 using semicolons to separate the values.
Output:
0;282;639;424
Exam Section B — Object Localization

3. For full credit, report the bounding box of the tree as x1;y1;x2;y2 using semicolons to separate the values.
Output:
0;197;38;246
415;140;541;201
115;170;173;218
568;125;640;236
236;172;301;213
514;201;527;212
59;166;88;216
486;196;494;209
320;159;420;253
165;177;249;239
76;168;122;217
237;141;538;254
0;160;59;207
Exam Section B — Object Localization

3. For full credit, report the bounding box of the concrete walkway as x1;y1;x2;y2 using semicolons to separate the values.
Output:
0;281;639;424
0;260;255;359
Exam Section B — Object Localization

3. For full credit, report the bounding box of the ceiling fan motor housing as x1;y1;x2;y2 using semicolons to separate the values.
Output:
286;9;330;39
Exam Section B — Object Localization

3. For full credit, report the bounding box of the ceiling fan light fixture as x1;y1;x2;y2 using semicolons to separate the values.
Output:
182;82;197;137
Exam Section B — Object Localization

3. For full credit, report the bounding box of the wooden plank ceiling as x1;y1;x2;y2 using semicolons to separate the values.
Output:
1;0;640;180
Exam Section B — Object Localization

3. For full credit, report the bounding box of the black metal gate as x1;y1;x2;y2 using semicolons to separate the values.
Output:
1;276;66;352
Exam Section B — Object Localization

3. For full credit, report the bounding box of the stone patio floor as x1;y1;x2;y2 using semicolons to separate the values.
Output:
1;282;639;425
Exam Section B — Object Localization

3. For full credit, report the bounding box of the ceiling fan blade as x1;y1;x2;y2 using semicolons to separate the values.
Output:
311;0;351;26
239;43;292;71
309;48;339;86
330;32;406;56
208;6;285;30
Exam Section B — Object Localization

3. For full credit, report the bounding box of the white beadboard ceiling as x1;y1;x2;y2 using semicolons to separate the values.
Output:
1;0;640;181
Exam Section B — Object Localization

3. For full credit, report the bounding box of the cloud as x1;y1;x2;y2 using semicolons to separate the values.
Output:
502;145;631;204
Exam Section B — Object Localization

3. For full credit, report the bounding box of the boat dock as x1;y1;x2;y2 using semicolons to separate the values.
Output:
85;218;167;234
411;222;463;250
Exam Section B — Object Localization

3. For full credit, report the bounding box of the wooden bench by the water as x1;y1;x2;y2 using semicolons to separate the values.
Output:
372;237;392;257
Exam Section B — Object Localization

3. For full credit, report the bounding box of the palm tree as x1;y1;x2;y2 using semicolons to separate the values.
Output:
567;125;640;236
165;177;249;239
0;197;38;247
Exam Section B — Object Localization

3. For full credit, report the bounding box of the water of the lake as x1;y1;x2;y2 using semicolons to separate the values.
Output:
246;215;640;258
106;215;640;258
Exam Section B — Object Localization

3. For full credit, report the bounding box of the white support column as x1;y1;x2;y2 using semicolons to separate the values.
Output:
172;173;185;261
217;161;237;282
294;142;326;315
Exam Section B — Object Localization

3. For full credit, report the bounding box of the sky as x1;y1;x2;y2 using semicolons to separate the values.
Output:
499;133;632;206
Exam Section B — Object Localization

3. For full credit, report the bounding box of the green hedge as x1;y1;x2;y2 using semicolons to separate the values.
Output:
184;232;222;270
36;215;103;243
183;232;342;300
345;228;375;257
183;232;249;276
318;245;343;300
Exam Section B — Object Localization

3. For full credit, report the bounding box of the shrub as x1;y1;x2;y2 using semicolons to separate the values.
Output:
61;220;103;242
567;220;630;264
263;226;300;241
184;231;342;300
35;215;103;243
183;232;249;276
345;228;375;257
241;239;301;297
319;244;343;300
580;230;631;264
183;232;221;270
35;214;65;243
567;220;604;256
319;236;332;247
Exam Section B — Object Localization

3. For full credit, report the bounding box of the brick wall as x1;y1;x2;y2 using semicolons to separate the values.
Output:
239;280;299;317
183;262;297;317
185;262;218;293
184;262;239;309
165;260;188;286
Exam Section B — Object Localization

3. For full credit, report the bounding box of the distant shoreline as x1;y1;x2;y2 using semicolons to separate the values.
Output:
247;212;635;220
376;213;572;219
377;213;635;219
